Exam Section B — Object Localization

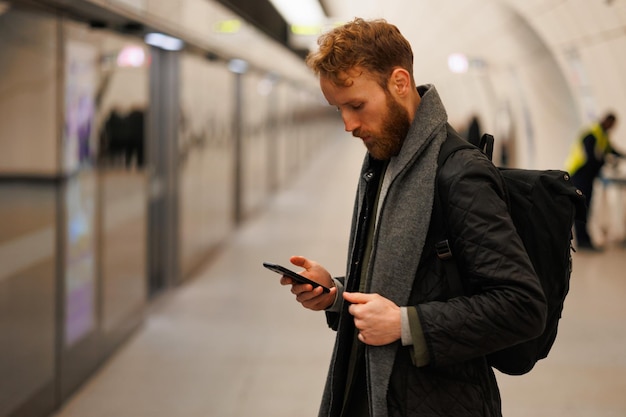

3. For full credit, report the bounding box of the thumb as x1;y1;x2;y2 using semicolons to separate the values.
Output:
290;255;313;270
343;291;372;304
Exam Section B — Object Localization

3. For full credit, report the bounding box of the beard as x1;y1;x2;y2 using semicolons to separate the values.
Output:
355;92;411;160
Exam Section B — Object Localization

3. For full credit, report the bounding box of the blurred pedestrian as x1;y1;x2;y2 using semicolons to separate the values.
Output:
467;114;482;144
565;112;623;250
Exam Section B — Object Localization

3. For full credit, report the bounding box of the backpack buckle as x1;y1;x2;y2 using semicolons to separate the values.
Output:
435;239;453;260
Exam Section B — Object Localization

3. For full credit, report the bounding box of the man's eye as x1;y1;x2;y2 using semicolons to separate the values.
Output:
351;103;363;110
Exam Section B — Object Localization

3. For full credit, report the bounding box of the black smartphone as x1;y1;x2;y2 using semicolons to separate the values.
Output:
262;262;331;293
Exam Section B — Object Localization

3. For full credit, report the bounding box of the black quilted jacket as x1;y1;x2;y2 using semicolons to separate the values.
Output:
387;144;547;416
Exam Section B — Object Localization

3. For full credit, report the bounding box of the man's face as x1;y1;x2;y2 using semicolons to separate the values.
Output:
320;69;411;160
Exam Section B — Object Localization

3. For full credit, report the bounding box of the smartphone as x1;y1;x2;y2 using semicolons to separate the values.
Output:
262;262;331;293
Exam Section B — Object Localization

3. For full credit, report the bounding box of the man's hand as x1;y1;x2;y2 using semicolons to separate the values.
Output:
280;256;336;311
344;292;401;346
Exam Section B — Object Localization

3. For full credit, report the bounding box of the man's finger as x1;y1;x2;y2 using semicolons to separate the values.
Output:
343;291;372;304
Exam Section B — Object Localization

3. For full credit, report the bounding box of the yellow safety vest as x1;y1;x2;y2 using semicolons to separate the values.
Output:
564;123;610;174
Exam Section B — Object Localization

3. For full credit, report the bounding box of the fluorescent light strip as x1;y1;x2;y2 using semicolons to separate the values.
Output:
268;0;325;25
144;33;184;51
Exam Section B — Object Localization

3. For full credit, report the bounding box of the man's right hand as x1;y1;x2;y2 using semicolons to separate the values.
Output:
280;255;337;311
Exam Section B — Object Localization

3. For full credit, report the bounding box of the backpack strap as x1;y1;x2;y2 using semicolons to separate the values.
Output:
468;132;495;161
434;125;478;296
439;125;479;166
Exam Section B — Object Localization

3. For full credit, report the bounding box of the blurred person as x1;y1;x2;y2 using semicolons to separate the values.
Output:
565;112;623;250
467;114;482;145
278;18;545;417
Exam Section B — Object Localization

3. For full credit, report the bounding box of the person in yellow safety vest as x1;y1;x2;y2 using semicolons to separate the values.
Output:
565;112;623;250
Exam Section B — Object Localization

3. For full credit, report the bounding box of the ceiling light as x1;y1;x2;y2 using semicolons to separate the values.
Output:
290;24;322;36
448;53;469;74
214;19;242;34
144;33;184;51
268;0;325;26
228;59;249;74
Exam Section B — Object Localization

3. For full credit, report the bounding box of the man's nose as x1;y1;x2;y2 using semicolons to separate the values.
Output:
342;113;359;133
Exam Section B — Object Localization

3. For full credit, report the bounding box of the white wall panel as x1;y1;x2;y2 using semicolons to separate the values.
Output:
516;53;579;169
606;37;626;148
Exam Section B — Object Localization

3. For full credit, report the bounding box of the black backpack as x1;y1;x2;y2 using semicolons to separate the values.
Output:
434;125;587;375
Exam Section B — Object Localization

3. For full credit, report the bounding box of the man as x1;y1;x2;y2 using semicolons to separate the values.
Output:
280;18;546;417
565;113;622;250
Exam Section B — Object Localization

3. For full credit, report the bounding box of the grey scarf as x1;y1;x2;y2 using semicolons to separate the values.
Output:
365;84;448;417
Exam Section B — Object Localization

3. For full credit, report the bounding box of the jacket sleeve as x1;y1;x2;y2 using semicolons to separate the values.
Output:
414;149;547;367
325;276;345;330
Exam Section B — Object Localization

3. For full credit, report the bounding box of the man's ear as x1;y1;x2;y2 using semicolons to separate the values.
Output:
388;68;411;96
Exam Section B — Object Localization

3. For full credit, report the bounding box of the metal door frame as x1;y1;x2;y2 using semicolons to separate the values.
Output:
147;46;180;297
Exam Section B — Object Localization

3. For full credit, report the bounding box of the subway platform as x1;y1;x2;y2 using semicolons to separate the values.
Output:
51;134;626;417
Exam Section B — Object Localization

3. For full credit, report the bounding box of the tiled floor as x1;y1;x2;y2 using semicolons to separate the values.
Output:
52;134;626;417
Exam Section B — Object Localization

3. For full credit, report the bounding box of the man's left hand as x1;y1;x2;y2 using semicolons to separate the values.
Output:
344;292;401;346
